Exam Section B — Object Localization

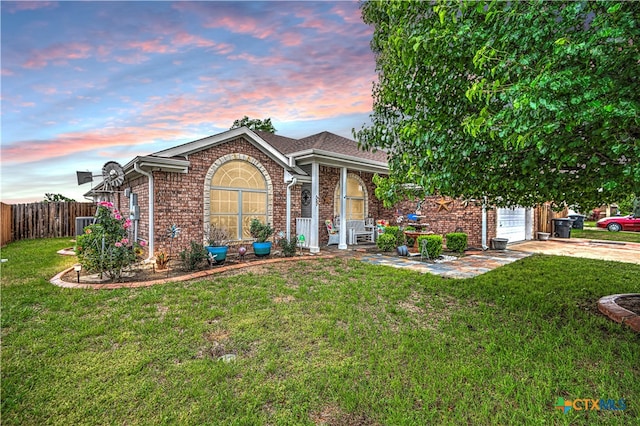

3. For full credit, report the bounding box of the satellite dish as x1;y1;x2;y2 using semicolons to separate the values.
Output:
102;161;125;191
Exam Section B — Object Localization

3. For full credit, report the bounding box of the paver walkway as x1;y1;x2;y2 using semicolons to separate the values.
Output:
360;249;531;279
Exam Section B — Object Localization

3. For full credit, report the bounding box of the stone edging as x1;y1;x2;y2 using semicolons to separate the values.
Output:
50;254;336;290
598;293;640;333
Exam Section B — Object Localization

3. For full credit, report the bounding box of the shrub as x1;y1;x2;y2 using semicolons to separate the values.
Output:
417;234;442;259
446;232;468;253
278;236;298;257
76;201;142;281
179;241;208;271
249;219;274;242
384;226;405;246
376;233;397;252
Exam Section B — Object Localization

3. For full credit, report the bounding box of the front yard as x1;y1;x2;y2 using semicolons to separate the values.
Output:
1;238;638;425
571;227;640;243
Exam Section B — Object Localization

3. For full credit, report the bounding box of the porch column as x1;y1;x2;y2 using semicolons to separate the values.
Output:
309;162;320;253
339;167;348;249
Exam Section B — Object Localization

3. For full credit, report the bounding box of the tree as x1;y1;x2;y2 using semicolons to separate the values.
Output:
44;193;75;202
357;1;639;211
230;116;276;133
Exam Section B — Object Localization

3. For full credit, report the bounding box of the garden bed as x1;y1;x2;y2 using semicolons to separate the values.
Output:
58;252;331;287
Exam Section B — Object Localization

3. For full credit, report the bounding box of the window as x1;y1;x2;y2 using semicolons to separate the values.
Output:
334;175;366;220
210;160;268;240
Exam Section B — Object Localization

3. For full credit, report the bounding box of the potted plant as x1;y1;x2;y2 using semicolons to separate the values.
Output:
250;218;274;257
205;224;229;264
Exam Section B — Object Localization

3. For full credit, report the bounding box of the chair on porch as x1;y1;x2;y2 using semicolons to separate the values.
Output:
325;220;340;246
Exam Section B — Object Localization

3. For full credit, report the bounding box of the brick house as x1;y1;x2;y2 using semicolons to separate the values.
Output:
93;126;535;259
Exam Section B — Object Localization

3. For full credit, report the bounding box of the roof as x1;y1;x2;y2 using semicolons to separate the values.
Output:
256;130;388;164
87;127;388;196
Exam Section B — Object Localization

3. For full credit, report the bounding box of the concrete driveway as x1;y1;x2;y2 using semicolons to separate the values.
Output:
509;238;640;265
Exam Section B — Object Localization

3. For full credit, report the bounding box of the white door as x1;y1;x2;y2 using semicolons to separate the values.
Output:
497;207;527;242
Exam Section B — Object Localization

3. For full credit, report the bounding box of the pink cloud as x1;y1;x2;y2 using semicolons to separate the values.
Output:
172;32;234;54
279;32;302;47
113;53;150;65
330;3;366;25
140;95;205;119
1;68;15;76
2;1;58;13
31;85;58;95
2;127;185;164
124;39;174;54
23;42;92;69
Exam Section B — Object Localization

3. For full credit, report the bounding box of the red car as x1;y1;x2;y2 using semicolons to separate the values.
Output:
596;215;640;232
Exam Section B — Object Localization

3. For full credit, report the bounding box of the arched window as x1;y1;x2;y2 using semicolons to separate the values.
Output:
334;174;367;220
210;160;268;240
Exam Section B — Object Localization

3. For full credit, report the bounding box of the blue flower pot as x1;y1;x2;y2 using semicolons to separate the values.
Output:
206;246;228;264
252;241;272;257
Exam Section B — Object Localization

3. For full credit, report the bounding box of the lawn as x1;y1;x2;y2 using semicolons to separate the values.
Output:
1;238;639;425
571;227;640;243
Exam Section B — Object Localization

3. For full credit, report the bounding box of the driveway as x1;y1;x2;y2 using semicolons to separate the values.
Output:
509;238;640;265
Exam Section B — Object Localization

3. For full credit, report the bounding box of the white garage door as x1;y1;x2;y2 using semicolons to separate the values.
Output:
497;207;527;242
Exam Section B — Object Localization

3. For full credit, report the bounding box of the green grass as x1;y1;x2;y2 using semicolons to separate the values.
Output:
2;238;639;425
571;227;640;243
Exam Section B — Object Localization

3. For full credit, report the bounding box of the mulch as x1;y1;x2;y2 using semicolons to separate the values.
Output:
616;295;640;315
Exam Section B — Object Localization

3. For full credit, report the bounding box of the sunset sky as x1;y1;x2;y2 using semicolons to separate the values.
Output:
1;0;376;203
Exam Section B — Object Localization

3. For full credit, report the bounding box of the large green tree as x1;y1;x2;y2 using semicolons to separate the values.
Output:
231;116;277;133
357;0;639;210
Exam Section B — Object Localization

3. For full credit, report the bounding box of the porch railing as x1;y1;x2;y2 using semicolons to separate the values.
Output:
295;218;311;248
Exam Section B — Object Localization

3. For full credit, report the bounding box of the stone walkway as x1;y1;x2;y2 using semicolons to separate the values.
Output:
359;249;531;279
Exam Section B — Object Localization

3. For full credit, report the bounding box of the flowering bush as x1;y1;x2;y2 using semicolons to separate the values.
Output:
76;201;143;281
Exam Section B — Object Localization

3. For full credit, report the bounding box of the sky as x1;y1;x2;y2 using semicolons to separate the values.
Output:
1;0;376;204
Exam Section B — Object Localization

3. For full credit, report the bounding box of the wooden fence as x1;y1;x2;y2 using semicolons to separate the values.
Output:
536;203;569;234
1;202;96;246
1;202;12;247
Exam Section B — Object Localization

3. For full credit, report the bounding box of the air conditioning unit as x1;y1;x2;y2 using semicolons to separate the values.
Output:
75;216;95;236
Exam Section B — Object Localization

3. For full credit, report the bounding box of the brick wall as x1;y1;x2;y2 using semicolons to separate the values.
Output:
392;196;488;248
145;137;291;254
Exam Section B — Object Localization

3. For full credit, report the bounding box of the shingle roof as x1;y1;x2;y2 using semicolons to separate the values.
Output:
255;130;387;163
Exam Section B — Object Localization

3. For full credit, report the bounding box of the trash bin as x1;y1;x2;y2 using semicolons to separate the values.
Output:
552;218;572;238
567;214;586;229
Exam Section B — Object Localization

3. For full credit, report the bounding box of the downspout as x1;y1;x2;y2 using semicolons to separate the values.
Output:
481;197;488;251
286;178;298;240
134;163;154;260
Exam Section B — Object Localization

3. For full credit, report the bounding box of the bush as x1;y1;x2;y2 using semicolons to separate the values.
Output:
445;232;468;253
384;226;405;246
76;201;142;282
278;236;298;257
179;241;208;271
249;219;274;242
376;233;397;252
417;234;442;259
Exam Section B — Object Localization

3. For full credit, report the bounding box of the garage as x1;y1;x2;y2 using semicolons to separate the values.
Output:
496;207;528;242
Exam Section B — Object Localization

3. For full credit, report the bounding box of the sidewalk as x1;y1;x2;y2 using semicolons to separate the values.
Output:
509;238;640;264
359;249;531;279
